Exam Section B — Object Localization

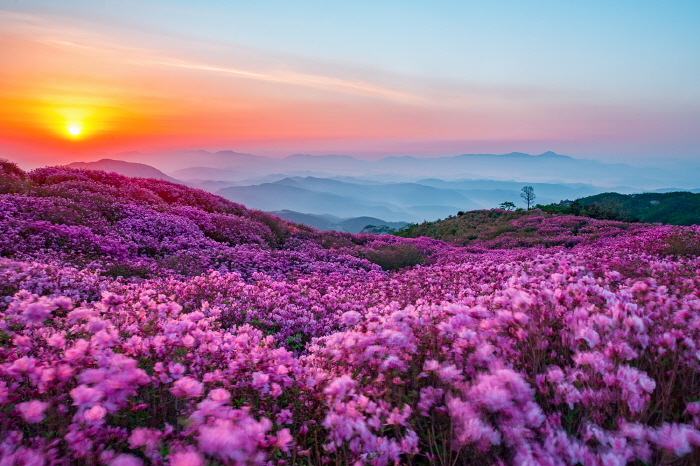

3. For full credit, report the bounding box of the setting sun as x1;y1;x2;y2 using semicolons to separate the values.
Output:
66;124;83;136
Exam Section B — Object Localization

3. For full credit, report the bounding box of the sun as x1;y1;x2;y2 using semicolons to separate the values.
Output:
66;124;83;136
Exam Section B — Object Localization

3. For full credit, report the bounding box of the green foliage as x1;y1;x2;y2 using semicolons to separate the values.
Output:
499;201;516;211
540;191;700;225
664;230;700;256
103;262;153;279
392;209;524;243
362;244;426;271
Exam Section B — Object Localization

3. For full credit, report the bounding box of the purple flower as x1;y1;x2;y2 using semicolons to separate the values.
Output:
17;400;49;423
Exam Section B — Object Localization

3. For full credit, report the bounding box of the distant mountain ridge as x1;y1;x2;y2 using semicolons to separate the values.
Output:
66;159;180;183
98;149;700;191
269;210;407;233
215;177;479;222
66;152;700;225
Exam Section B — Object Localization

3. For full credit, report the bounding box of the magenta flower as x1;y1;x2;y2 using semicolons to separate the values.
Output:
340;311;361;326
22;302;51;323
70;384;103;407
170;376;204;398
16;400;49;423
168;451;205;466
208;388;231;403
108;454;144;466
83;404;107;423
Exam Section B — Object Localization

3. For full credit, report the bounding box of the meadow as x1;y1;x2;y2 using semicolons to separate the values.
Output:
2;160;700;465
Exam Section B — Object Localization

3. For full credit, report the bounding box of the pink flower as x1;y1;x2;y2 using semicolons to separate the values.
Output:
251;372;270;392
22;302;51;323
422;360;440;372
70;384;103;407
651;423;700;456
17;400;49;423
168;451;204;466
83;404;107;423
168;362;186;379
170;377;204;398
108;454;143;466
208;388;231;403
129;427;162;450
324;375;356;399
0;381;8;403
270;383;282;398
274;428;293;452
340;311;361;326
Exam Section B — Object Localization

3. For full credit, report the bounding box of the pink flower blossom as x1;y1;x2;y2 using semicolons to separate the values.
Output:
170;376;204;398
16;400;49;423
168;451;205;466
208;388;231;402
108;454;144;466
83;404;107;423
22;302;51;323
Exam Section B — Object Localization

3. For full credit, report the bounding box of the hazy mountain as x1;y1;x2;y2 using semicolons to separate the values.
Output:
413;179;626;207
338;217;407;233
216;178;473;222
78;151;700;223
106;150;700;191
66;159;180;183
83;149;700;191
270;210;407;233
275;177;477;209
217;183;412;221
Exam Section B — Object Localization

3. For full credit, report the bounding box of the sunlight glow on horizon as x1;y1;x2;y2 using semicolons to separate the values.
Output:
0;1;698;164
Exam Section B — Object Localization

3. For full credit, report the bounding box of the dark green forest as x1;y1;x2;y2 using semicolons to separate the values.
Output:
538;191;700;225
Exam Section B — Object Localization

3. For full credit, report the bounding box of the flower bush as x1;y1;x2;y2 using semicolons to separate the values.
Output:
1;163;700;464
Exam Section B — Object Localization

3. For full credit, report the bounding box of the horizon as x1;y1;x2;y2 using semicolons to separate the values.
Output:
0;149;669;173
1;1;699;168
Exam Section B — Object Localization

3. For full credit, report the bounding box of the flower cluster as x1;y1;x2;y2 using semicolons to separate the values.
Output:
1;163;700;464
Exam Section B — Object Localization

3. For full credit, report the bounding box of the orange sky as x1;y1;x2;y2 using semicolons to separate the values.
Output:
1;5;699;168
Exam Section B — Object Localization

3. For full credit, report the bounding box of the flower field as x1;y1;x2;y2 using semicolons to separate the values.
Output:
2;160;700;465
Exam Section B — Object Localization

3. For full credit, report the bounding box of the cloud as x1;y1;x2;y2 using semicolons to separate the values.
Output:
151;57;425;104
18;18;425;105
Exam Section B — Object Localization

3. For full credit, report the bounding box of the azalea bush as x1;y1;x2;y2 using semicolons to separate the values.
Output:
2;163;700;464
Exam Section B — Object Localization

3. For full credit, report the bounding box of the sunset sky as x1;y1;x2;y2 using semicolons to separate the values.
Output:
1;0;699;168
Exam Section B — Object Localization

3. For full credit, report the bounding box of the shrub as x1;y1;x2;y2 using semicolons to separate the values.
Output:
362;243;426;270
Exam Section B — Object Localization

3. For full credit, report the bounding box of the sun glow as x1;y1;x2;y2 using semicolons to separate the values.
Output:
66;123;83;136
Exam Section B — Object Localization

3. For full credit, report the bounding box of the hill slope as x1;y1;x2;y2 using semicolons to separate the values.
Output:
3;158;700;465
67;159;181;183
540;191;700;225
394;209;652;249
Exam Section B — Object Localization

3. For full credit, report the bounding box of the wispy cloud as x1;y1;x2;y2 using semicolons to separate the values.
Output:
152;58;425;104
33;34;425;105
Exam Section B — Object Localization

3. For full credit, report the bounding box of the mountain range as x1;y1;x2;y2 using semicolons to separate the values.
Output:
64;151;700;225
99;150;700;190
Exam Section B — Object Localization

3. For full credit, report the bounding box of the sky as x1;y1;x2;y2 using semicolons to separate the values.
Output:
1;0;699;168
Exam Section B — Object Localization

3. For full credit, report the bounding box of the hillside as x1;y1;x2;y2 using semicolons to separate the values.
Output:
540;191;700;225
67;159;181;183
0;160;443;280
3;158;700;464
392;208;664;250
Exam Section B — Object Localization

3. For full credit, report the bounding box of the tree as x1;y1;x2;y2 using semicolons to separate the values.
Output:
499;201;516;211
521;186;536;210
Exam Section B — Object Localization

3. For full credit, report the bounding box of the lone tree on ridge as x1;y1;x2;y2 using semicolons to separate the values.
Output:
521;186;536;210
